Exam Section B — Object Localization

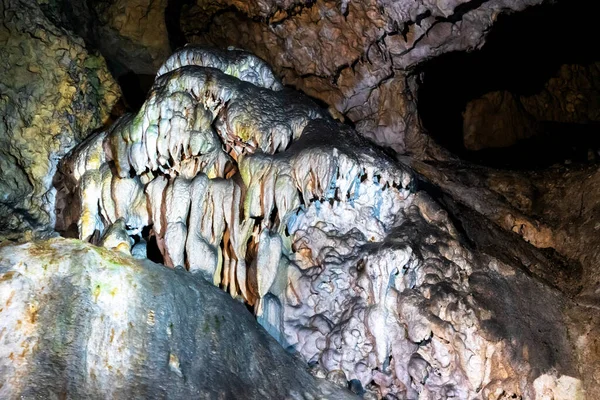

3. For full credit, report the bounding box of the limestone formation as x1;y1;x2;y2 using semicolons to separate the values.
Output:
157;46;284;91
53;47;593;398
2;0;600;397
0;0;121;242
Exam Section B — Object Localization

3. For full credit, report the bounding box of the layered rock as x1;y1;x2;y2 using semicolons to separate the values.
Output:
0;0;121;242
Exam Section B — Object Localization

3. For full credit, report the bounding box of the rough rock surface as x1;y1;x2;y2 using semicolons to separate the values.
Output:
1;1;599;397
406;158;600;303
520;62;600;124
402;157;600;397
0;0;121;242
0;238;356;399
43;0;171;75
463;91;538;150
181;0;544;152
54;47;597;398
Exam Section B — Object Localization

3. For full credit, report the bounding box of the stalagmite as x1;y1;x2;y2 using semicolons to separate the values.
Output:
100;218;134;254
78;169;103;241
110;175;149;235
185;174;211;277
256;229;282;304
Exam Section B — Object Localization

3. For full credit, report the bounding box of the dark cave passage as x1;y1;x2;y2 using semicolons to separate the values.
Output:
115;70;156;110
416;0;600;169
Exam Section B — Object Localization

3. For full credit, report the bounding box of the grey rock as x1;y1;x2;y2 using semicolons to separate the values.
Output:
0;238;357;400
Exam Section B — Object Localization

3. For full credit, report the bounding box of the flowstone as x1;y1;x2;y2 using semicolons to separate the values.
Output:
53;47;586;399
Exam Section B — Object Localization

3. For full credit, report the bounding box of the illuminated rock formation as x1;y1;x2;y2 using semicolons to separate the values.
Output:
48;47;589;399
0;0;121;242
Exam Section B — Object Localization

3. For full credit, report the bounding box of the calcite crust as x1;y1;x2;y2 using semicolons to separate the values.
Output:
51;47;587;399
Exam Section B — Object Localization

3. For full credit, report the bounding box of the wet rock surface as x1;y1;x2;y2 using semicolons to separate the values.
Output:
0;0;121;242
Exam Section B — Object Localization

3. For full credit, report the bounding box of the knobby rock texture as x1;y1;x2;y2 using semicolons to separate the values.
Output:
0;0;121;241
75;0;600;346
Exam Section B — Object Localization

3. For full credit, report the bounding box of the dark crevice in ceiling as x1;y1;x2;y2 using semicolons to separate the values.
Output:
165;0;192;50
445;0;489;23
416;0;600;169
110;64;155;111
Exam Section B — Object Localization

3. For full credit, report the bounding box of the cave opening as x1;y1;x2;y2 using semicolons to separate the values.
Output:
416;0;600;169
115;69;156;110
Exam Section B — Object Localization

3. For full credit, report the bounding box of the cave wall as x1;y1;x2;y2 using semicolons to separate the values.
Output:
42;0;172;76
180;0;544;153
416;0;600;159
0;0;121;241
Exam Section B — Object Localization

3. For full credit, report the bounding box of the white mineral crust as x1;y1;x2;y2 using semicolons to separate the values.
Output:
55;47;584;399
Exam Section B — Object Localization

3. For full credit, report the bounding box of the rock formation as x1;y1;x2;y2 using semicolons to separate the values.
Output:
180;0;545;152
46;46;592;398
1;0;599;399
464;62;600;151
0;0;121;242
42;0;171;75
0;238;354;399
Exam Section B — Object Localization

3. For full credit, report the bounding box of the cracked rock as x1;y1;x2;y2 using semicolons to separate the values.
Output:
181;0;545;152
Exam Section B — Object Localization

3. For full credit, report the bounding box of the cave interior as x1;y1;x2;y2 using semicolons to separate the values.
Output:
0;0;599;398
